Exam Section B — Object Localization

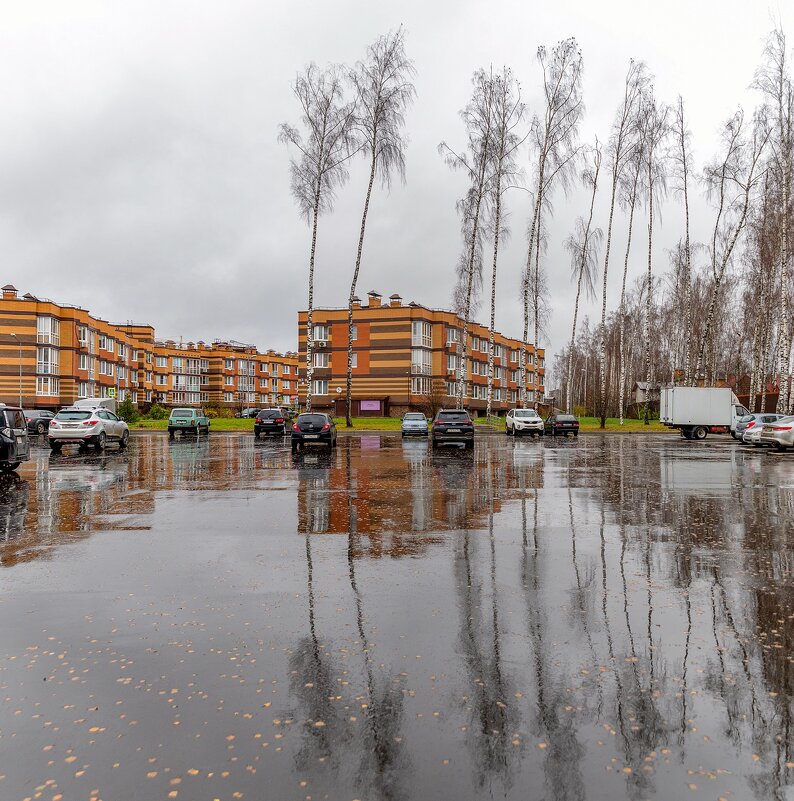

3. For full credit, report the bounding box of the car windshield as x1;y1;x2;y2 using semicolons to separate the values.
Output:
171;409;194;417
515;410;538;418
555;415;578;422
437;412;470;422
298;414;327;425
56;410;92;421
404;413;426;420
739;414;755;422
259;410;281;419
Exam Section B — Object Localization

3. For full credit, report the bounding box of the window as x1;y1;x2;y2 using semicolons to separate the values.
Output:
411;348;431;375
99;335;110;351
480;339;488;353
156;356;168;368
446;327;460;344
283;364;291;374
224;392;234;403
36;316;60;345
77;325;89;346
259;378;269;389
145;371;152;383
225;374;234;385
510;370;518;383
350;325;358;342
411;376;431;395
36;346;59;375
156;374;168;386
172;357;184;371
224;359;234;370
77;382;93;398
509;390;517;403
447;381;457;396
312;324;329;341
412;320;432;348
131;370;138;383
99;361;114;376
118;342;127;357
494;344;502;358
312;380;328;396
200;359;209;372
117;366;126;381
146;391;152;402
271;363;280;376
36;377;59;396
351;353;357;369
471;336;479;351
447;354;457;372
313;352;328;368
282;380;290;390
260;362;268;373
510;349;518;363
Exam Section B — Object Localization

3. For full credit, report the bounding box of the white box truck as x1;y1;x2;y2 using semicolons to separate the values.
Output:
73;397;117;414
659;387;748;440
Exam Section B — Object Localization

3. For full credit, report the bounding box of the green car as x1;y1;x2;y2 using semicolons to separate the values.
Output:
168;407;211;438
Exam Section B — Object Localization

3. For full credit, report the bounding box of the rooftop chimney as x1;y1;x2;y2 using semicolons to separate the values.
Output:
2;284;17;300
352;295;362;309
389;293;402;308
367;290;382;308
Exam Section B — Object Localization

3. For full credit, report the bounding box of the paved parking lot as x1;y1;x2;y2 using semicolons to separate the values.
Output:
1;431;793;800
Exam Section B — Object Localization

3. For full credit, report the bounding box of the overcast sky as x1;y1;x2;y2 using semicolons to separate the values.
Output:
2;1;791;371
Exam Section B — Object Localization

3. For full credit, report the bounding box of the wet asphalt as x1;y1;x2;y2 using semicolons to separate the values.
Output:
1;430;794;801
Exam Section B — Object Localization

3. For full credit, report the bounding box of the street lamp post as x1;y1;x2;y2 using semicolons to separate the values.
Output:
9;332;22;408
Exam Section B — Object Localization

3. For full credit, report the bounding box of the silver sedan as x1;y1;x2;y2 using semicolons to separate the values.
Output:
759;415;794;452
401;412;429;437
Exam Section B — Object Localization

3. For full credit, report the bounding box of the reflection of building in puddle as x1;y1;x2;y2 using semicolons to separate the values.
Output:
0;475;29;546
294;438;538;556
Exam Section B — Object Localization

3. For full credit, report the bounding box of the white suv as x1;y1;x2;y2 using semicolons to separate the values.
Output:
506;408;544;437
48;407;130;452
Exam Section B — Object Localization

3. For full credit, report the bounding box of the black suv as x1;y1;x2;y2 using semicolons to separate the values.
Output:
291;413;337;452
25;409;55;434
0;405;30;472
255;408;288;437
432;409;474;448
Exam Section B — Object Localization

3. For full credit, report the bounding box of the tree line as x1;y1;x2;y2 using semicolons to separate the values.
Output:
280;27;794;425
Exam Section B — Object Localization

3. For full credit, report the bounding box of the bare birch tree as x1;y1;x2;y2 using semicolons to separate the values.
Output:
564;139;602;412
617;119;646;424
484;68;525;419
693;109;769;381
754;28;794;413
670;96;696;385
521;38;584;408
440;69;497;409
345;29;416;427
279;64;357;411
639;91;669;424
597;61;648;427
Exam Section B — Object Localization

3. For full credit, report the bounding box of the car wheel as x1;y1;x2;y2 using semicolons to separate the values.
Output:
96;431;107;450
119;430;129;449
36;421;46;434
775;442;787;452
692;426;707;441
432;438;439;448
465;440;474;449
48;440;62;452
291;442;300;454
0;461;20;472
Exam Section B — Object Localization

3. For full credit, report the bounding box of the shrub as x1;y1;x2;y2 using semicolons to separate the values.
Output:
146;403;169;420
117;396;140;424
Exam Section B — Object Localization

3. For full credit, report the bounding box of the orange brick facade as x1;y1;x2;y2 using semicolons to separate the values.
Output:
0;285;298;411
297;291;545;417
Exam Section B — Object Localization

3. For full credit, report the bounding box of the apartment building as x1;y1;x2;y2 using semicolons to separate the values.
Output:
0;284;298;410
297;291;545;416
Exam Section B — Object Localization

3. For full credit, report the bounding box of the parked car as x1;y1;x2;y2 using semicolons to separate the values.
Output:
739;413;784;444
235;407;260;419
48;406;129;451
255;408;289;437
24;409;55;434
291;413;337;452
743;425;768;447
0;405;30;471
432;409;474;448
506;408;544;437
546;413;580;438
401;412;429;437
168;408;211;438
759;415;794;451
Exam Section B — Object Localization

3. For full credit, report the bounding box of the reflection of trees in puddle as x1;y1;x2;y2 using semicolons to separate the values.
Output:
454;452;520;793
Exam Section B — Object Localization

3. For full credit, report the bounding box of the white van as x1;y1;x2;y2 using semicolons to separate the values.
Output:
73;397;117;414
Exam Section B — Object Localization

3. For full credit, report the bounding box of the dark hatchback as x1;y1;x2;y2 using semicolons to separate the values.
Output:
0;405;30;472
546;413;580;437
291;413;337;452
255;408;288;437
25;409;55;434
432;409;475;448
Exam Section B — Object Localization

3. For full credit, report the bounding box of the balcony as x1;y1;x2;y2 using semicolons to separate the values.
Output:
411;364;432;376
36;332;60;345
36;363;58;375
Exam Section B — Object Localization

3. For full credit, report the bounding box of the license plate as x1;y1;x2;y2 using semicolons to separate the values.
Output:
304;434;319;440
447;428;460;433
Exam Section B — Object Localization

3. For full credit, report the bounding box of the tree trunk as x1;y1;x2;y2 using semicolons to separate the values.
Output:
521;159;545;409
486;179;503;420
346;148;377;427
643;169;654;425
618;188;639;425
533;216;542;410
599;173;619;428
305;187;321;413
777;170;790;413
